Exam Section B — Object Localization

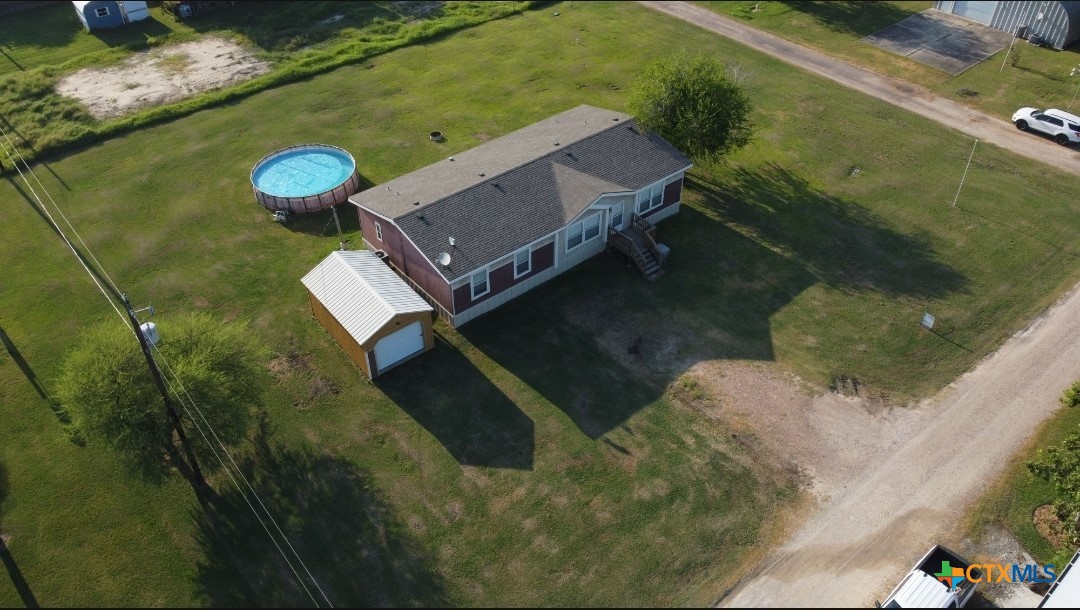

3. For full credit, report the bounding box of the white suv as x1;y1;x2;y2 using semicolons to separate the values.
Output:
1012;107;1080;145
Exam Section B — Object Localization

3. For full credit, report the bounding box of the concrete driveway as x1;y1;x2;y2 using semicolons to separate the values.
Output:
864;9;1014;75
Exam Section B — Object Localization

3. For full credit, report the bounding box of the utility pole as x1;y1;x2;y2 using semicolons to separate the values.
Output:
121;293;206;487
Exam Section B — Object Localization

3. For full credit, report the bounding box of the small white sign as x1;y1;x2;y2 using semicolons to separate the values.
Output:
922;312;936;330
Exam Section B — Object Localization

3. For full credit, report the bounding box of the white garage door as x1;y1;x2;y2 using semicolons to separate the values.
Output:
952;1;996;25
374;321;424;372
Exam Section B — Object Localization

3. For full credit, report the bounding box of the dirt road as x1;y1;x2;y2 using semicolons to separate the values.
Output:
636;2;1080;606
640;1;1080;178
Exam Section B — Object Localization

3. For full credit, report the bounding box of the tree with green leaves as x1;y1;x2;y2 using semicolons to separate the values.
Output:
1027;380;1080;544
627;53;753;164
57;312;267;486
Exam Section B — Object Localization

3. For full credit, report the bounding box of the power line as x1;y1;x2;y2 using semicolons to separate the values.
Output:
2;128;331;607
151;343;332;607
0;129;127;327
0;126;122;296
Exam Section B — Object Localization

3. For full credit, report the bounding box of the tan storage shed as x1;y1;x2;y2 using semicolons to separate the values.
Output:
302;250;434;379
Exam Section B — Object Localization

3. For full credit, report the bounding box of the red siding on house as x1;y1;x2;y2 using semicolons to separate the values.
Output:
453;241;555;313
356;207;454;313
644;176;683;219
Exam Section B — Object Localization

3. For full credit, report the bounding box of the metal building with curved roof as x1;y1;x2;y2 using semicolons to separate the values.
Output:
934;1;1080;49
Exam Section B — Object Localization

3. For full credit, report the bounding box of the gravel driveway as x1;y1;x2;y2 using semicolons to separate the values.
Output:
638;2;1080;606
640;1;1080;179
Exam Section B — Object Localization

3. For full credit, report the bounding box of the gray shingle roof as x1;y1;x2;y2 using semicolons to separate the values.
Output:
353;105;692;282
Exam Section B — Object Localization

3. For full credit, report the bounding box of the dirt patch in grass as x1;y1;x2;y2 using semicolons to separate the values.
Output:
1033;504;1070;549
681;360;931;503
55;38;271;120
267;350;311;380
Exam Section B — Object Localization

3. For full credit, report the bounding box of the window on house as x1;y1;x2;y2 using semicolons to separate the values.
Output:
514;248;531;278
95;6;110;17
375;222;383;241
567;222;584;250
583;214;601;241
471;269;489;299
636;182;663;214
567;214;601;251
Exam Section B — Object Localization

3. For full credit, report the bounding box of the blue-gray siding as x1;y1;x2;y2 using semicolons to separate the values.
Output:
935;1;1080;49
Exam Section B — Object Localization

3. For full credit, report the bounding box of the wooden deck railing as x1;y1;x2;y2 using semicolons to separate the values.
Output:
630;214;667;267
608;227;650;272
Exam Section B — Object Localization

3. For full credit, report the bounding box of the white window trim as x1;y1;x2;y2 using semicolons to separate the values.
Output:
566;214;601;252
567;221;584;251
636;181;664;215
374;221;383;242
470;269;490;300
95;6;110;17
610;204;624;230
513;247;531;279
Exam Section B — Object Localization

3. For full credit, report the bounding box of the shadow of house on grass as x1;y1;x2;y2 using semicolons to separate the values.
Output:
193;418;448;607
461;162;967;440
377;333;534;470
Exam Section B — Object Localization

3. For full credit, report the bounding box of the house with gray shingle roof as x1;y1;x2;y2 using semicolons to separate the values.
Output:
349;104;693;327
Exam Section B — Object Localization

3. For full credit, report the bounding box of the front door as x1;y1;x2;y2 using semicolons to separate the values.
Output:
608;203;625;231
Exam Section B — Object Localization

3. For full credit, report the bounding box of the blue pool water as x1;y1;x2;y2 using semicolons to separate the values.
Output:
252;148;355;198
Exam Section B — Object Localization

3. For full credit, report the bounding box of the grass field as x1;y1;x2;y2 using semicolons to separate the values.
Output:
0;1;533;163
4;0;1080;606
697;1;1080;121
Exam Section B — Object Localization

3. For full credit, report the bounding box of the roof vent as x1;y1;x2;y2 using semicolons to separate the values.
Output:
436;252;451;267
449;236;456;247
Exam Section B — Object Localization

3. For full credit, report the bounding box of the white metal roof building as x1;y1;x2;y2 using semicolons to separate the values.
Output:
301;250;434;379
1041;547;1080;608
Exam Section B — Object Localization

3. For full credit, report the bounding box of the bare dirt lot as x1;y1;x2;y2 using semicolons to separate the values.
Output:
55;38;270;120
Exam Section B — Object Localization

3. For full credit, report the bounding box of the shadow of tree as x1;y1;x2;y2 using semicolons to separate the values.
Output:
192;416;449;607
693;164;967;298
378;333;534;469
778;1;919;37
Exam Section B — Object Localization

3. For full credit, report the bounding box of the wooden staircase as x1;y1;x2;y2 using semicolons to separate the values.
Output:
607;214;668;278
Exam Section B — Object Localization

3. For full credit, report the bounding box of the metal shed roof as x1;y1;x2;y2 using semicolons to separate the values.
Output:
301;250;432;346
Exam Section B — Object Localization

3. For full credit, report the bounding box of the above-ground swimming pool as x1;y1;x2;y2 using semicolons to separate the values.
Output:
250;144;362;213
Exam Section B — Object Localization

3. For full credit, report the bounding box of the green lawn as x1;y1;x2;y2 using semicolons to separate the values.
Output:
0;2;188;77
696;1;1080;121
0;1;534;162
4;0;1080;606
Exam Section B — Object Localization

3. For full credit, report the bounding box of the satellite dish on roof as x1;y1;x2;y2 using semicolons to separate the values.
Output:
436;252;451;267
